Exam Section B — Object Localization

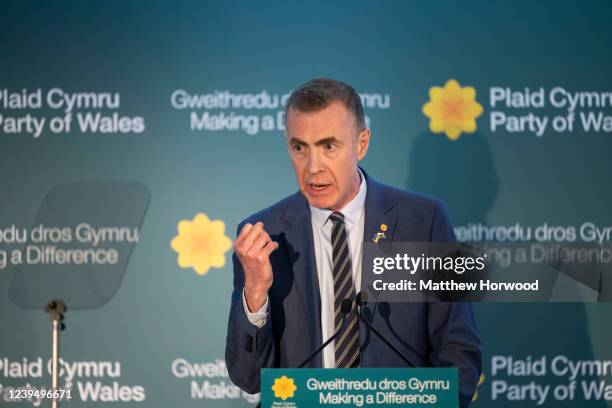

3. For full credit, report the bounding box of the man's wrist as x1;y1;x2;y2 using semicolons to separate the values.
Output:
243;286;268;312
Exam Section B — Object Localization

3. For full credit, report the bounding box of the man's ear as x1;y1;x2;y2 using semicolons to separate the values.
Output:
356;128;371;161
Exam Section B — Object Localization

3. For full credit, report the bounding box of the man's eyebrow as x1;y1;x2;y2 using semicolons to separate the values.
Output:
287;136;341;146
288;137;307;145
314;136;341;146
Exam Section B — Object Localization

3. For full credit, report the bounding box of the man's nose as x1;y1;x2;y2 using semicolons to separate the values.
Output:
307;151;325;174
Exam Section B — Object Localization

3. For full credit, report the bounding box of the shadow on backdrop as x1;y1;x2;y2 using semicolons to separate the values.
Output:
406;132;604;407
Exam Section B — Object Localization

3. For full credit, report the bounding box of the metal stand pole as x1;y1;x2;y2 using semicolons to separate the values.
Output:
46;300;65;408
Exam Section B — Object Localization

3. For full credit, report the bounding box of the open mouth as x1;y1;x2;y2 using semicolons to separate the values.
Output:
307;183;331;194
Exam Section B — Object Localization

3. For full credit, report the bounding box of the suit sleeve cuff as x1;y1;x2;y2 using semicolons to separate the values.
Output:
242;289;269;328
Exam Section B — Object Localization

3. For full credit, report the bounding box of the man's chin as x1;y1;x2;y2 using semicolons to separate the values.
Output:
304;194;335;210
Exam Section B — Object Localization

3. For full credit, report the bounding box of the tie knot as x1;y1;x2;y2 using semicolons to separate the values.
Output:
329;211;345;225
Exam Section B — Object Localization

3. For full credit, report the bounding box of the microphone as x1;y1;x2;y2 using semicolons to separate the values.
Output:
356;292;415;367
298;298;353;368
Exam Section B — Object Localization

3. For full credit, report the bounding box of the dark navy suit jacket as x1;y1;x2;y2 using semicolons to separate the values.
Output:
226;170;482;407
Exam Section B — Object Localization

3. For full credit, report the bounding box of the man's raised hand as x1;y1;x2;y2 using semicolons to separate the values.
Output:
234;222;279;312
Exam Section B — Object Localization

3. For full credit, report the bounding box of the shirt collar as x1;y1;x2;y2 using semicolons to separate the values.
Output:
310;168;367;228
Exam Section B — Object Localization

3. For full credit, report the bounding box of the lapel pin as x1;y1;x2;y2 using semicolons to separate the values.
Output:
373;223;388;243
372;232;386;243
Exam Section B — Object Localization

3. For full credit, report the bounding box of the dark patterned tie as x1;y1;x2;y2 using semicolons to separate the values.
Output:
329;211;360;368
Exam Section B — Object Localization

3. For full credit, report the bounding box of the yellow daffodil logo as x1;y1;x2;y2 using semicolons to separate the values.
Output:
472;373;485;401
170;213;232;276
422;79;483;141
272;375;297;400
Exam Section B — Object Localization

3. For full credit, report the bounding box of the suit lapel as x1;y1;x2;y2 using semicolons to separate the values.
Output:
360;170;396;357
283;193;323;367
363;170;396;246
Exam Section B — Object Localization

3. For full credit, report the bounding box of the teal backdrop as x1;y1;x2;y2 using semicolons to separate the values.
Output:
1;1;612;406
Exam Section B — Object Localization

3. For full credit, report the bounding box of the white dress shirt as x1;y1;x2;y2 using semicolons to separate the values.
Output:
242;169;367;368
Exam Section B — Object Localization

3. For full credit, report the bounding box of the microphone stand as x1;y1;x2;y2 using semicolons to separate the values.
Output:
356;292;415;367
297;299;352;368
45;299;66;408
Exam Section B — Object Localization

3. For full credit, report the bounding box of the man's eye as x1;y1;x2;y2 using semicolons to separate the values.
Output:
325;143;335;151
292;144;304;152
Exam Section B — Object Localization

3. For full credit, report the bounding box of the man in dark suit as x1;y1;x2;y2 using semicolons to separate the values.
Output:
226;78;481;407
